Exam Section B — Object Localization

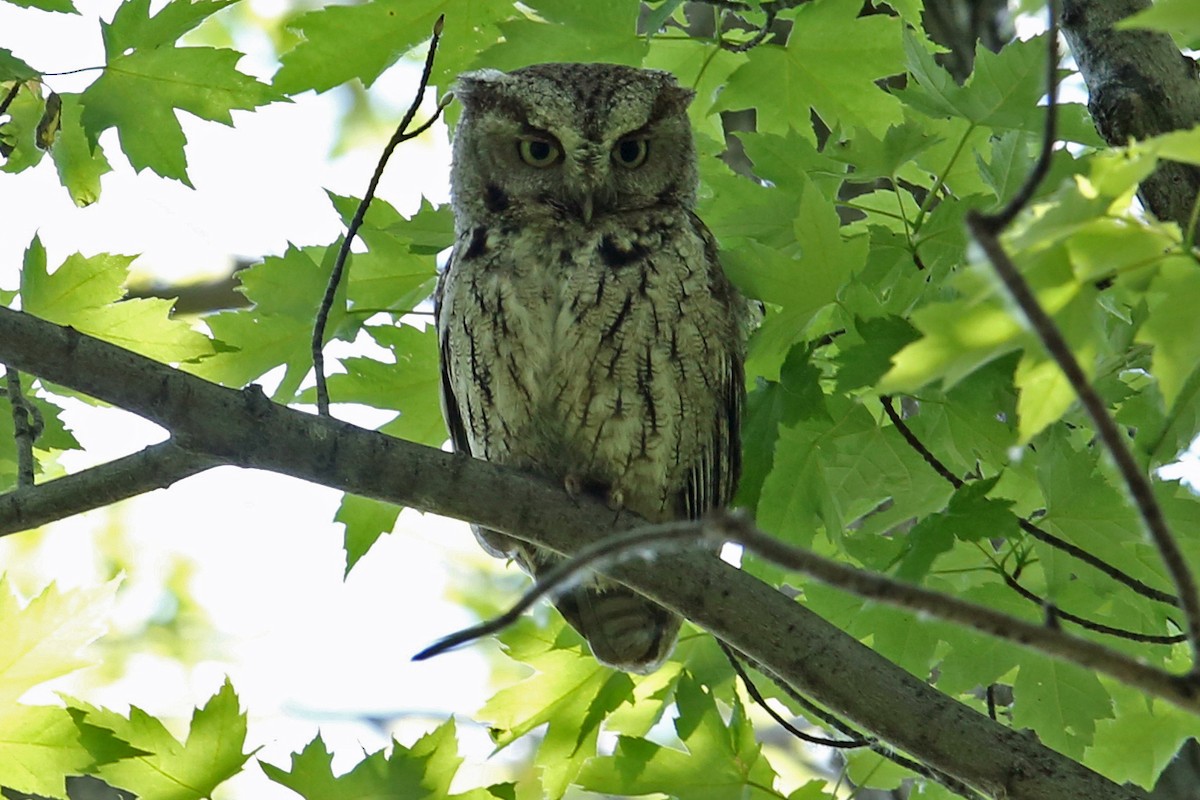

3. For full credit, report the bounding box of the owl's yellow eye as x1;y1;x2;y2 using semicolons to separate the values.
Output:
518;138;561;167
614;138;649;169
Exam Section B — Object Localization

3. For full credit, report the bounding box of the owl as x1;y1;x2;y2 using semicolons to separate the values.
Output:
435;63;746;673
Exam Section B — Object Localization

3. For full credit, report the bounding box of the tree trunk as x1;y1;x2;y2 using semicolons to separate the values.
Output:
1061;0;1200;238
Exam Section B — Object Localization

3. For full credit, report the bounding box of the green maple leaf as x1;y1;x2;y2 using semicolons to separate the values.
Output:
77;678;253;800
335;493;401;575
191;243;343;399
577;674;778;800
1037;431;1170;596
1135;255;1200;408
479;624;638;799
1088;684;1199;788
721;176;867;381
327;193;443;315
20;237;215;364
834;316;922;392
480;0;647;70
1118;0;1200;49
48;93;112;207
261;721;496;800
80;0;281;183
274;0;514;94
4;0;76;11
1;83;48;173
895;476;1019;581
0;577;117;706
0;578;120;798
0;706;97;798
1013;655;1114;759
714;0;903;137
901;29;1050;132
100;0;235;53
1;47;39;80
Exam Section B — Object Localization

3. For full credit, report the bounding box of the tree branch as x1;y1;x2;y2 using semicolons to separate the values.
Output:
0;440;217;535
0;306;1150;800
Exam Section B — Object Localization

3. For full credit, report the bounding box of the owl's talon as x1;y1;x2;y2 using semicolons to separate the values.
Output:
607;487;626;523
564;474;584;505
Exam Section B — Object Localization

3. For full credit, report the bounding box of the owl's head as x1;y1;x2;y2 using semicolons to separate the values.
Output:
449;63;697;228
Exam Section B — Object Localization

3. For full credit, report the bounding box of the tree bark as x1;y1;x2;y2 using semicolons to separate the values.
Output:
0;307;1150;800
1061;0;1200;238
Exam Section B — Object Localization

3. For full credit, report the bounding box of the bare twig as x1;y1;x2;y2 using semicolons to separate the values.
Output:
880;395;962;488
413;518;715;661
744;655;986;800
983;5;1060;231
4;366;36;486
719;642;984;798
997;563;1183;644
312;15;448;417
880;395;1180;609
0;440;217;535
965;0;1200;678
717;517;1199;708
0;82;20;119
719;5;777;52
717;640;868;749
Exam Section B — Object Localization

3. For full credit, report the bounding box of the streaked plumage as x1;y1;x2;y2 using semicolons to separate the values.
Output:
436;63;746;672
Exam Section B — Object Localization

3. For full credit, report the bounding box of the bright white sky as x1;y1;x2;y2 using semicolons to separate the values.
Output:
0;2;507;796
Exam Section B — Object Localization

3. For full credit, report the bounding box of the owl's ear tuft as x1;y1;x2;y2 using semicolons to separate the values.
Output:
453;69;509;110
651;84;695;124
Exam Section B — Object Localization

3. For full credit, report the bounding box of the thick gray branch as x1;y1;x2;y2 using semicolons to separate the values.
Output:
1061;0;1200;237
0;307;1147;800
0;440;217;535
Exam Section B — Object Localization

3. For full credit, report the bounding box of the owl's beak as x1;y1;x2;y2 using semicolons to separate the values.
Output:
581;193;594;224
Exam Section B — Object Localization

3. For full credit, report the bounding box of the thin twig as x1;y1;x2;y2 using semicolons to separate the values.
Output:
719;6;777;52
997;563;1183;644
312;16;447;417
880;395;962;487
880;394;1179;607
983;6;1061;231
5;367;36;487
755;661;978;797
0;82;21;118
413;518;716;661
718;641;983;798
717;640;868;749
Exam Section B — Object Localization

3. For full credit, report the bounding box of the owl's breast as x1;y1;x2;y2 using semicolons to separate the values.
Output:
440;211;739;520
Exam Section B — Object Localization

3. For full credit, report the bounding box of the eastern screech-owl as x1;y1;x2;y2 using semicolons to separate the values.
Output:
436;63;746;673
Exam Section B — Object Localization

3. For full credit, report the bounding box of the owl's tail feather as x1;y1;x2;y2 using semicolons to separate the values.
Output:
555;584;682;674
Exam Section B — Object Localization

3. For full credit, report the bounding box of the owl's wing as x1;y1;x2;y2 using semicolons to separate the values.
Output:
680;216;746;520
434;261;472;456
436;251;523;561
